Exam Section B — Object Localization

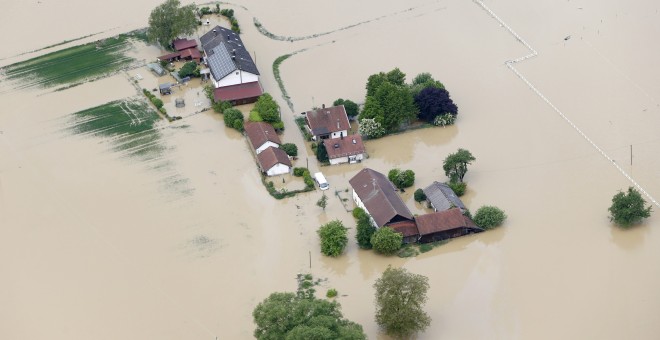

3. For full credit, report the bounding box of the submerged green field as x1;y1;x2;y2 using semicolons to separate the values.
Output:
1;33;143;90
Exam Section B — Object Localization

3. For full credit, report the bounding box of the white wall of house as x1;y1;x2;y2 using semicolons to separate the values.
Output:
330;130;348;139
255;141;279;155
352;190;378;227
265;163;290;176
329;153;364;165
213;70;259;88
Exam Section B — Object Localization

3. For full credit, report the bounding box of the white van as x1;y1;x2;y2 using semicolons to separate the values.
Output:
313;172;329;191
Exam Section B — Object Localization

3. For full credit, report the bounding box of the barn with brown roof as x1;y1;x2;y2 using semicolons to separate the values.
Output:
323;135;366;165
388;220;420;244
349;168;414;228
257;146;292;176
415;208;482;243
244;122;281;154
305;105;350;140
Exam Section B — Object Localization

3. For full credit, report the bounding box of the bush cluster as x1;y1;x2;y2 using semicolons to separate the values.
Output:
447;181;466;197
414;188;426;202
143;88;169;117
220;9;240;33
280;143;298;157
223;108;244;132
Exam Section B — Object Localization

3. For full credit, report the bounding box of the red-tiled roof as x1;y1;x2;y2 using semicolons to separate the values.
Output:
157;51;181;61
173;39;198;51
179;48;201;60
244;122;281;150
349;168;413;228
323;135;366;159
305;105;350;136
257;146;292;171
213;81;263;102
388;221;419;238
415;208;480;236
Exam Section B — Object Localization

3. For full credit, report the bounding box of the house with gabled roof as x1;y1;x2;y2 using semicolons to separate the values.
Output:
305;105;350;140
257;146;291;176
423;181;467;212
323;135;366;165
245;122;281;154
200;26;262;104
349;168;414;228
415;208;482;243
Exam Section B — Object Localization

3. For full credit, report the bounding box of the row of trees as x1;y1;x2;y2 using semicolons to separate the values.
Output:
358;68;459;138
253;268;431;339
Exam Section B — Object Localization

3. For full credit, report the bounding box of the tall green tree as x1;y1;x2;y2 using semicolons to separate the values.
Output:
354;208;376;249
316;142;329;162
254;93;281;123
333;98;359;118
386;67;406;86
473;205;507;230
608;187;652;228
370;227;402;255
147;0;198;48
317;220;348;257
388;168;415;190
253;276;366;340
443;148;475;183
374;267;431;338
360;82;417;132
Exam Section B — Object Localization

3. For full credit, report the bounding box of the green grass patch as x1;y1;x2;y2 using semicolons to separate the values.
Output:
397;244;419;258
2;33;138;90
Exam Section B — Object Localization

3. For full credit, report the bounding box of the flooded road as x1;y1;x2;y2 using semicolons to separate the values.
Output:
1;0;659;339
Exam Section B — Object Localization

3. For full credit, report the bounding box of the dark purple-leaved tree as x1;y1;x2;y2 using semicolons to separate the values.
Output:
414;87;458;122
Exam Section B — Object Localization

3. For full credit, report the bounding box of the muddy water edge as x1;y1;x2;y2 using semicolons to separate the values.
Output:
2;0;660;339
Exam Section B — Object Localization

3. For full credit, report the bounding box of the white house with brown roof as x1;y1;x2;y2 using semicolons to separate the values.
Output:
305;105;350;140
245;122;281;154
349;168;414;228
257;146;292;176
323;135;366;165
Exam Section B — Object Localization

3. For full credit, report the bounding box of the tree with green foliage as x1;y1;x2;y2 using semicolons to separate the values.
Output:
410;72;445;98
333;98;360;118
178;61;198;78
414;188;427;202
253;276;366;340
147;0;198;48
317;193;328;211
316;142;329;162
353;208;376;249
374;267;431;338
360;82;417;132
370;227;402;255
212;100;233;114
254;93;281;123
317;220;348;257
447;181;466;197
386;68;407;86
388;168;415;190
443;148;475;183
608;187;652;228
473;206;507;230
281;143;298;157
223;108;244;131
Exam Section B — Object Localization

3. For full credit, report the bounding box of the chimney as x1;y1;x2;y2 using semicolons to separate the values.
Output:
352;138;356;144
334;143;339;149
212;29;217;36
336;119;340;129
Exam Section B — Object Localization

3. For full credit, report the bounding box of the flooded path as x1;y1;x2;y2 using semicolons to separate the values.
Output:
2;0;660;339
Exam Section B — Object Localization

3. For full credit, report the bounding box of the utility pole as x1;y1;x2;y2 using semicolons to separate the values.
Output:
309;251;311;269
630;144;633;166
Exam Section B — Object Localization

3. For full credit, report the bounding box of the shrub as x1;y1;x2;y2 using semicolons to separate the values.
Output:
302;171;315;189
447;181;466;197
358;118;385;139
223;108;244;131
249;110;263;122
232;119;244;131
356;215;376;249
280;143;298;157
371;227;402;255
178;61;198;78
151;97;164;109
317;220;348;257
473;206;507;230
326;289;338;298
419;243;434;253
212;100;232;114
159;107;167;115
293;167;307;177
271;121;285;130
388;168;415;190
433;113;456;127
608;187;653;227
352;207;366;219
414;188;426;202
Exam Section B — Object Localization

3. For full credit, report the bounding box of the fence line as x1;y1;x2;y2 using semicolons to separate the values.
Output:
472;0;659;207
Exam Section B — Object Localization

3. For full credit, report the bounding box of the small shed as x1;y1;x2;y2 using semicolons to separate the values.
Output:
175;98;185;107
159;83;172;95
147;63;167;76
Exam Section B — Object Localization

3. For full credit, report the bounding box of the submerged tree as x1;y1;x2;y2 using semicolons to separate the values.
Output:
147;0;198;48
443;148;475;183
317;220;348;257
608;187;652;228
374;267;431;338
333;98;360;118
316;193;328;211
414;87;458;123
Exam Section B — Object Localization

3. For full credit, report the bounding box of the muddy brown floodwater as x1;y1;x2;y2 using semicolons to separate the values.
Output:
1;0;659;339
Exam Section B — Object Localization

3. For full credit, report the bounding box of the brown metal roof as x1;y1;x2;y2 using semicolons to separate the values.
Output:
179;48;201;60
305;105;350;136
349;168;413;227
157;51;181;61
415;208;480;236
257;146;291;171
213;81;263;102
388;220;419;238
244;122;281;151
323;135;366;159
173;39;198;51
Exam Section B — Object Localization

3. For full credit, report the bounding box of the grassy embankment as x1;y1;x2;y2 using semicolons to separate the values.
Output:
1;31;147;91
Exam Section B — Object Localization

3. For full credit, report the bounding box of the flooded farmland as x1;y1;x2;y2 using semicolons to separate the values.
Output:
1;0;659;339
